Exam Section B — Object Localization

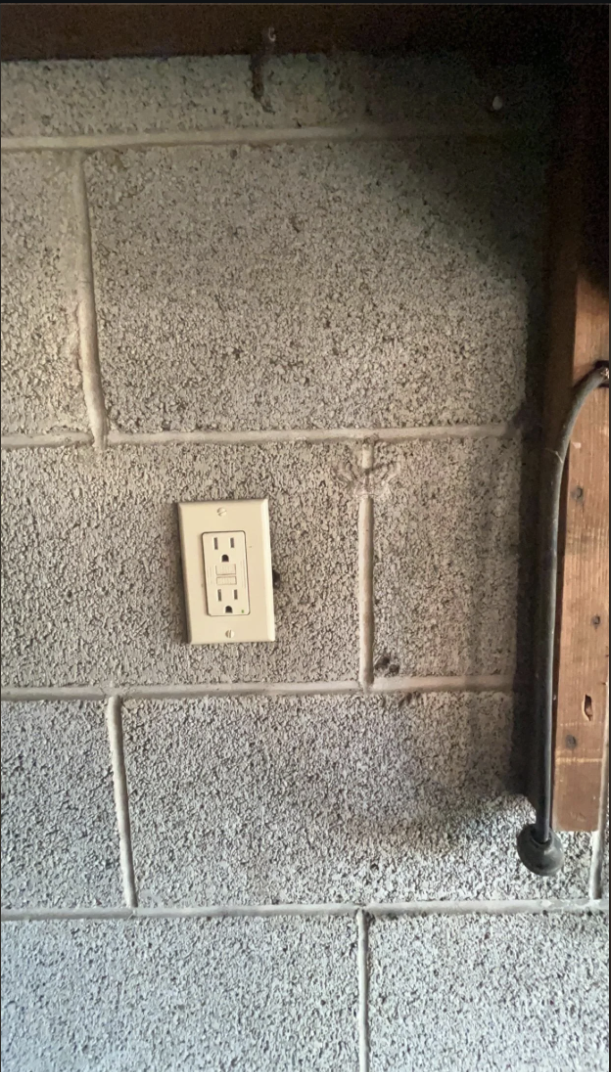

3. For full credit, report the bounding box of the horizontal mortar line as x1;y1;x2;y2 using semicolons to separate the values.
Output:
0;432;93;449
366;898;610;918
1;423;513;451
2;898;607;925
372;674;514;694
1;686;108;702
1;903;359;923
122;680;361;701
1;907;134;922
0;122;538;154
107;423;512;447
0;681;360;703
0;676;515;703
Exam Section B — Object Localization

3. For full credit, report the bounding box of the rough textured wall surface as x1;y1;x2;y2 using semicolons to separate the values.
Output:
1;54;608;1072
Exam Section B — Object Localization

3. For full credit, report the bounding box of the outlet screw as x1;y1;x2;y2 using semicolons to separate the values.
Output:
217;507;227;516
225;630;235;638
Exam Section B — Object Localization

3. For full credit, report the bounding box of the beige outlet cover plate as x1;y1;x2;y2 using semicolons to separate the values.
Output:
178;499;275;644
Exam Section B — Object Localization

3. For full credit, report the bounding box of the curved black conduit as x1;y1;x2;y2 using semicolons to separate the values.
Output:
518;362;609;877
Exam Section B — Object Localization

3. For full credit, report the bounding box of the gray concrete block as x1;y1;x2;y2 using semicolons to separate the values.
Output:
1;702;121;909
0;57;261;138
85;140;544;433
1;916;358;1072
1;154;87;436
374;437;526;677
123;693;591;906
264;54;553;131
1;54;552;138
0;443;358;687
369;912;609;1072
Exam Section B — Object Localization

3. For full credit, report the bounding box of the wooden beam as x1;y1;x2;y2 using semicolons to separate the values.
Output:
547;14;609;831
553;288;609;831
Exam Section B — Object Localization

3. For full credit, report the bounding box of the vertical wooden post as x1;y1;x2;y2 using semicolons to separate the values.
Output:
547;15;609;831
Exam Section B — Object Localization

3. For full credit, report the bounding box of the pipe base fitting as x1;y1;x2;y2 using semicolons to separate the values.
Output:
517;824;564;877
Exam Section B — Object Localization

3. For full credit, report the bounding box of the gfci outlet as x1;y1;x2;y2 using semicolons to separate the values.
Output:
178;500;275;644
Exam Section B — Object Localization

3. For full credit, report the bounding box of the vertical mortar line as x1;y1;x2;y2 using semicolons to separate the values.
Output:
357;910;371;1072
72;151;108;449
589;681;609;901
106;696;138;908
358;441;375;689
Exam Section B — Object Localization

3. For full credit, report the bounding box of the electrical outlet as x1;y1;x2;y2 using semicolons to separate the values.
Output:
178;500;275;644
201;531;250;617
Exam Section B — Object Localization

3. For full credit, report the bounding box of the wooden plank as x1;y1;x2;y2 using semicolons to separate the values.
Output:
548;15;609;831
553;314;609;831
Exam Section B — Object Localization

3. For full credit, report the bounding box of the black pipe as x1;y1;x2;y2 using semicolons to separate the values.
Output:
518;362;609;877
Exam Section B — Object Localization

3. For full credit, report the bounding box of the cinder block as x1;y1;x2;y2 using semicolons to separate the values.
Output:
1;916;359;1072
1;54;552;138
1;154;87;436
0;57;260;137
263;53;552;130
373;437;526;677
0;443;358;687
85;139;544;433
1;702;121;909
369;913;609;1072
123;693;591;906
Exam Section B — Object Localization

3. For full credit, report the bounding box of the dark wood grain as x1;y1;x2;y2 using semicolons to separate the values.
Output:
544;12;609;831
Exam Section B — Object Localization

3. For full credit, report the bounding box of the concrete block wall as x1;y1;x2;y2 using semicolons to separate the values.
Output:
1;55;608;1071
